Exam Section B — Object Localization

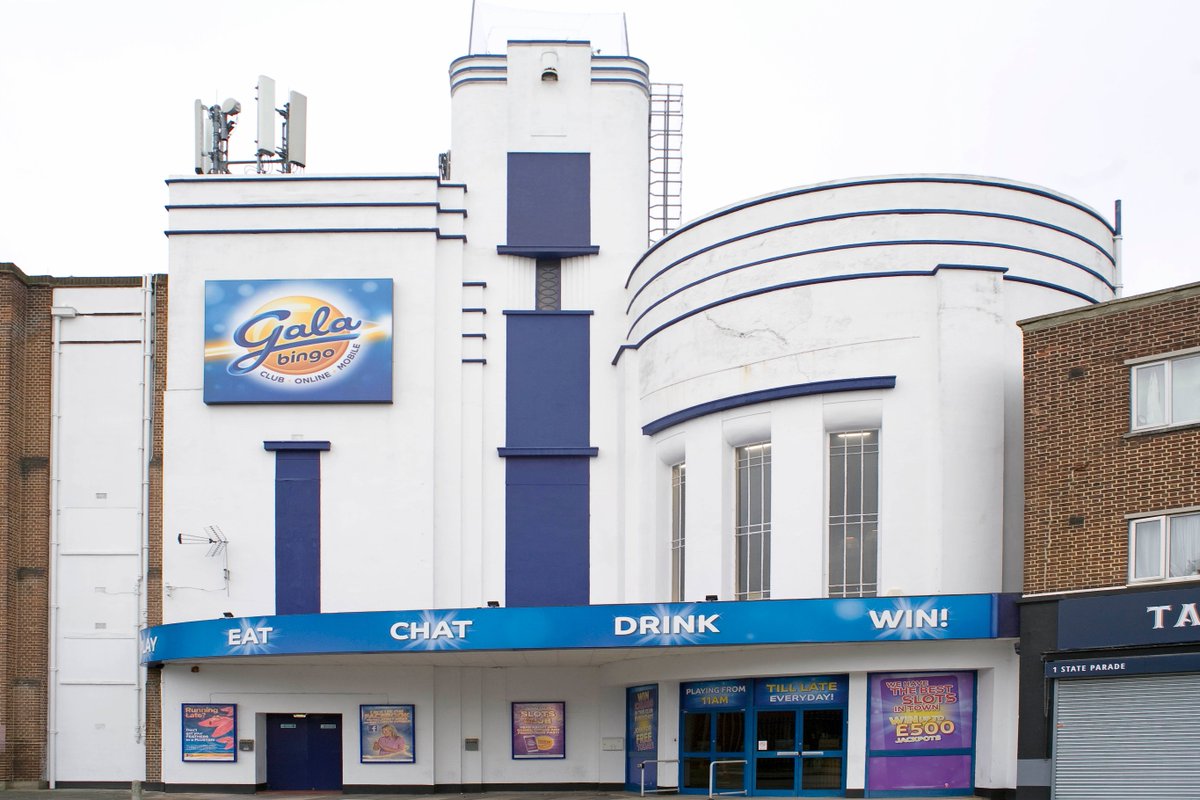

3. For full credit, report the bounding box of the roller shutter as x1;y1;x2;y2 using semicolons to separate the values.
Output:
1053;673;1200;799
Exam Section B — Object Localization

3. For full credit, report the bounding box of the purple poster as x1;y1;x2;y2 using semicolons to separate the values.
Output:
867;672;975;792
511;702;565;759
181;703;237;762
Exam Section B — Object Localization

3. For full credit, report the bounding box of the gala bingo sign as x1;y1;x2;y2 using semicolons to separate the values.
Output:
203;279;393;403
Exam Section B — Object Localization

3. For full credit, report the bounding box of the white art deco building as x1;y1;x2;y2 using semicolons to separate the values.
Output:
41;14;1118;800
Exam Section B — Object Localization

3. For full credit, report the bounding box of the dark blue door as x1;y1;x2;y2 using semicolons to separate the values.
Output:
266;713;343;790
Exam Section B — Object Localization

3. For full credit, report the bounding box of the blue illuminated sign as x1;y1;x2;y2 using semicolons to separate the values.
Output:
681;680;750;710
140;594;1002;664
755;675;847;707
1059;586;1200;649
203;278;393;404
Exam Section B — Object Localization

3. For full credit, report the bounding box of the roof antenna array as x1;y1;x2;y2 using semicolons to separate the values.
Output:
194;76;307;175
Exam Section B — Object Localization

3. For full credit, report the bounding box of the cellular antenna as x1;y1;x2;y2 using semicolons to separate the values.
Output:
255;75;276;160
192;76;308;175
193;97;241;174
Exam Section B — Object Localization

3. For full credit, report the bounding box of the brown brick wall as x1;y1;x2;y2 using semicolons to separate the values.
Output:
0;265;167;785
1023;284;1200;594
145;273;167;782
0;265;52;783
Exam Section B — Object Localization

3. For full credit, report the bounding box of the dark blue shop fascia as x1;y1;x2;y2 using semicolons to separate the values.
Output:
498;152;599;259
264;440;329;615
502;311;595;607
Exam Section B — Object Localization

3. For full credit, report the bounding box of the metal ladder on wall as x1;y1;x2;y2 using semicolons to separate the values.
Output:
649;82;683;246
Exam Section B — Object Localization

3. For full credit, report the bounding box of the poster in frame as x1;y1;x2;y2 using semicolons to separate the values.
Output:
511;701;566;759
181;703;237;762
360;704;416;763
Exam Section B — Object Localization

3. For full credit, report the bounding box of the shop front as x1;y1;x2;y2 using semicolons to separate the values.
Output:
145;594;1012;795
1019;585;1200;800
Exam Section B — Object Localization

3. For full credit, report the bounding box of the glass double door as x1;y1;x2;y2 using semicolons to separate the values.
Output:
754;708;845;794
682;708;846;796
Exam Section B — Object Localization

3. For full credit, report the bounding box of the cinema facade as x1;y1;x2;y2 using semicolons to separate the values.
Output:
17;29;1121;800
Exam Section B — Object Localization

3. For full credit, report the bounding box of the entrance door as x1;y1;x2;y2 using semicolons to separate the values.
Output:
681;710;747;793
266;713;343;790
754;708;846;795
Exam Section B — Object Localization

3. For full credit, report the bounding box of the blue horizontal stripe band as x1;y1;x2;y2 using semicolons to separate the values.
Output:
617;265;1013;364
497;447;599;457
462;307;487;313
263;440;331;452
641;377;897;436
1001;274;1099;304
164;228;466;240
448;54;507;68
627;177;1117;286
590;66;650;76
165;202;458;211
462;358;487;364
627;237;1114;327
448;65;508;80
166;175;442;185
626;207;1115;298
497;244;600;257
450;77;508;93
462;281;487;287
591;78;650;92
461;333;487;338
592;55;650;69
502;310;594;316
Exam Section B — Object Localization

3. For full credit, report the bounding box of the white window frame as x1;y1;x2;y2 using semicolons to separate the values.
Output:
670;462;686;602
1128;509;1200;584
734;442;771;601
1130;351;1200;431
827;429;880;598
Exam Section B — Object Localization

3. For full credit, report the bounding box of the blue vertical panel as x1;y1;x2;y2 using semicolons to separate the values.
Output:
505;312;591;447
264;441;329;615
504;313;593;607
506;458;590;607
506;152;592;249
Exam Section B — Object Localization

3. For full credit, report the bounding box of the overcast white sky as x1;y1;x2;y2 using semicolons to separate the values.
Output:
2;0;1198;296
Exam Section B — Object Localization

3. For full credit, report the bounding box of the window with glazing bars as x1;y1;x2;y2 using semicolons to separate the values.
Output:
828;430;879;598
735;443;771;600
671;463;686;602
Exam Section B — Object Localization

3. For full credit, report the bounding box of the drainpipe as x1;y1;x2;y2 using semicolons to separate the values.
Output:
1113;199;1123;298
47;304;77;788
134;276;154;758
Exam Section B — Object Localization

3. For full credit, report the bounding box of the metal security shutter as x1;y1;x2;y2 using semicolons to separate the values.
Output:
1054;674;1200;799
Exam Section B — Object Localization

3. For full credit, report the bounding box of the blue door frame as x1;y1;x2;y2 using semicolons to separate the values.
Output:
679;676;849;797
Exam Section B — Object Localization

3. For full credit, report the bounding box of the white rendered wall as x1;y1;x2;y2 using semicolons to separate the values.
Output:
52;285;151;782
621;176;1117;602
164;178;467;621
450;42;650;605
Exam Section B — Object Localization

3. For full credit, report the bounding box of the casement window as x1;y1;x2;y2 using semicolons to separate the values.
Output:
1131;353;1200;430
1130;511;1200;583
735;442;771;600
828;430;879;598
670;462;686;602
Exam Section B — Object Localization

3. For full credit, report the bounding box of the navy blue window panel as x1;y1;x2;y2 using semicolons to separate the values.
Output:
506;152;591;249
505;313;591;447
504;312;592;606
271;447;323;614
506;458;590;607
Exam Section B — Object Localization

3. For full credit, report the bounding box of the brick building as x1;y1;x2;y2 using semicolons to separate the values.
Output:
1017;281;1200;799
0;262;165;788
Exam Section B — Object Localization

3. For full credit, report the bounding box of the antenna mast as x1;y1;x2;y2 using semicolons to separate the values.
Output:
193;76;307;175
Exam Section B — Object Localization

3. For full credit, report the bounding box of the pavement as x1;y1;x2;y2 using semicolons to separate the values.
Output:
0;790;988;800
